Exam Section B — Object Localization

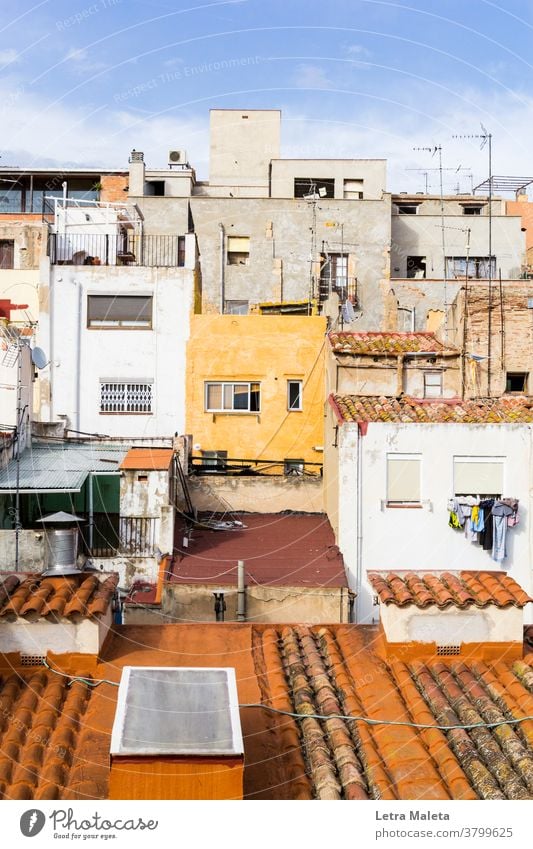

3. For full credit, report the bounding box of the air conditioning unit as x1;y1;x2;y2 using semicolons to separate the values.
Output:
168;149;187;165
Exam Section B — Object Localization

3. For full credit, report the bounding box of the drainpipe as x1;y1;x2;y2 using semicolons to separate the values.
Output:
395;354;405;396
355;427;363;622
88;472;94;554
219;223;225;313
75;281;82;432
237;560;246;621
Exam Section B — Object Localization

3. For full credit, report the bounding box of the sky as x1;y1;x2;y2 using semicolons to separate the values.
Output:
1;0;533;191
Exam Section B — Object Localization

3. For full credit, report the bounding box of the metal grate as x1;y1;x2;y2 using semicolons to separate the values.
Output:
100;382;153;413
119;516;157;556
436;645;461;656
20;654;46;666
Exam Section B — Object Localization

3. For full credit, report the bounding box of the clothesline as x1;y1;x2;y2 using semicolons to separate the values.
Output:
448;496;519;563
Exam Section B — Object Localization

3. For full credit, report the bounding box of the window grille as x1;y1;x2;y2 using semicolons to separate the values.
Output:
100;382;153;413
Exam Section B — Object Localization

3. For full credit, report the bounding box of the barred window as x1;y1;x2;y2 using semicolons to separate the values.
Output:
100;381;153;413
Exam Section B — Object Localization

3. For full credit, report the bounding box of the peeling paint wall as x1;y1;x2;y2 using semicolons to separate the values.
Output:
188;474;323;513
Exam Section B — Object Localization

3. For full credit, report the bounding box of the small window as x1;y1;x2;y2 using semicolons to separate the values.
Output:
387;455;421;505
0;240;15;269
224;300;249;315
424;372;442;398
406;256;426;279
396;204;419;215
343;179;364;199
100;381;153;413
87;295;152;328
201;450;228;469
287;380;303;411
453;457;503;496
205;382;260;413
284;459;304;476
506;372;528;393
177;235;186;267
446;256;496;280
227;236;250;266
462;205;483;216
146;180;165;196
294;178;334;199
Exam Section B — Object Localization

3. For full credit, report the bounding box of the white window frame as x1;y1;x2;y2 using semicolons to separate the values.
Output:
87;294;153;329
100;380;153;414
453;456;504;497
287;379;303;411
204;381;261;413
386;453;422;506
423;371;443;398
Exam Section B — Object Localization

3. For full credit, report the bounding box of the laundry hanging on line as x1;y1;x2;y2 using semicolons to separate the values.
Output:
447;496;519;563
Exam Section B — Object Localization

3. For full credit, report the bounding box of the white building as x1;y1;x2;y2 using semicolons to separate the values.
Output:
324;394;533;624
37;197;198;438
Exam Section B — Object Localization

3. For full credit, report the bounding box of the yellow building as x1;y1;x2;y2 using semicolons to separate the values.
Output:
186;315;326;473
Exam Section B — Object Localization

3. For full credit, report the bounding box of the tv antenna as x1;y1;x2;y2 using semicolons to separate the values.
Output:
406;164;471;194
453;125;494;395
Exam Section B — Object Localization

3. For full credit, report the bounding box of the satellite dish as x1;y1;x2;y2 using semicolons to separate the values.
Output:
31;347;49;369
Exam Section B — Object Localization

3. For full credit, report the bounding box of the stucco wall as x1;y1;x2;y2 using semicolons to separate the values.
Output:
209;109;280;188
380;601;524;645
270;159;386;200
186;314;327;465
335;357;461;398
333;421;533;624
0;608;112;655
37;261;196;437
188;474;323;513
0;529;44;570
155;582;350;624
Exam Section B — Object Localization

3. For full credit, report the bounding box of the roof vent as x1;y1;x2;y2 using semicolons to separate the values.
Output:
20;653;46;666
436;644;461;656
129;150;144;163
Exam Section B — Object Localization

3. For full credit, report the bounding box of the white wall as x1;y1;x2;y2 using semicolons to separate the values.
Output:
38;258;195;437
270;159;387;200
335;421;532;624
380;601;524;645
0;607;112;655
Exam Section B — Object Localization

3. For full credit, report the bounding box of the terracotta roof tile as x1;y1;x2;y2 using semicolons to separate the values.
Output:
328;331;457;355
1;623;532;800
331;394;533;424
369;571;532;609
367;571;533;608
0;573;117;622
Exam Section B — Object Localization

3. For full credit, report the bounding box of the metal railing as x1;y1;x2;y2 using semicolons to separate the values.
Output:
190;455;323;477
119;516;157;556
47;233;185;267
318;276;358;303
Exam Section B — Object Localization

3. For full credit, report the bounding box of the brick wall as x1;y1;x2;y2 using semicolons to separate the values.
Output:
100;174;128;203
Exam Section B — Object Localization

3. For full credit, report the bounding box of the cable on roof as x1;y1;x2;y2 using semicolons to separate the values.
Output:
239;703;533;732
42;658;118;688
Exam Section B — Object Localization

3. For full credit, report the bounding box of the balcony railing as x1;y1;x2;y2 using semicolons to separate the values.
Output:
318;276;358;304
190;455;323;477
47;233;185;267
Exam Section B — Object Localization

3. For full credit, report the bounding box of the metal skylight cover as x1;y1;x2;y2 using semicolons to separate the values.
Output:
111;667;244;757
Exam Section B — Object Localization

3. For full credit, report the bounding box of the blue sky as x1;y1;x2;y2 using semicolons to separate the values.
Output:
1;0;533;190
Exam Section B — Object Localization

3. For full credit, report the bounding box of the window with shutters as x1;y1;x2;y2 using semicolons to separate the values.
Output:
205;381;260;413
87;295;152;328
100;381;153;413
453;457;504;497
387;455;421;505
227;236;250;266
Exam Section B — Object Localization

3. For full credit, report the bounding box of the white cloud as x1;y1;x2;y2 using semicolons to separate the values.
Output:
292;64;332;90
0;49;19;65
64;47;108;75
345;44;372;58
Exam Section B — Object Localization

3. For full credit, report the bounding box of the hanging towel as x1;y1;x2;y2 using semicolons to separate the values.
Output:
471;504;484;533
492;514;508;562
449;511;461;529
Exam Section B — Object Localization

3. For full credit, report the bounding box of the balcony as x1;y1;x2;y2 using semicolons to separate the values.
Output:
318;276;358;304
48;233;186;267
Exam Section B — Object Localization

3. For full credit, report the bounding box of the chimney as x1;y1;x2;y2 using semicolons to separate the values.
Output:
128;150;145;196
110;666;244;799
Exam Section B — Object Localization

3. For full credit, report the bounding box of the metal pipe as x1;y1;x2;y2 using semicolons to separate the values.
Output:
75;281;82;432
237;559;246;621
355;427;363;622
219;223;225;312
14;339;23;572
88;472;94;553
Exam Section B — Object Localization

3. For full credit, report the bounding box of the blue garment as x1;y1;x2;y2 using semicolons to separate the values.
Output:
492;514;508;562
472;509;484;533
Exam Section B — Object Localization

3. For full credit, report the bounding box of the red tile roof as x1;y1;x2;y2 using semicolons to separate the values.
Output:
2;623;533;800
0;573;117;622
169;513;347;588
329;331;457;355
368;571;532;609
331;394;533;424
119;448;173;471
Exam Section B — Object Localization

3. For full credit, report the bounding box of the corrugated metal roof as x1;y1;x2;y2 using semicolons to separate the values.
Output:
0;443;128;493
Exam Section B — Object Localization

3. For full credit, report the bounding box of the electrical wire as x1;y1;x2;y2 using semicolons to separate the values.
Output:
42;658;118;688
239;702;533;732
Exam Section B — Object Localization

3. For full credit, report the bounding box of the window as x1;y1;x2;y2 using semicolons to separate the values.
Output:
177;235;186;267
424;372;443;398
100;381;153;413
396;203;419;215
287;379;303;411
224;300;249;315
0;240;15;269
343;179;364;199
284;459;304;476
0;190;22;214
446;256;496;280
453;457;503;496
406;256;426;279
461;205;483;216
201;450;228;469
87;295;152;328
506;372;528;393
227;236;250;266
387;455;421;505
294;178;335;199
205;382;260;413
146;180;165;196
